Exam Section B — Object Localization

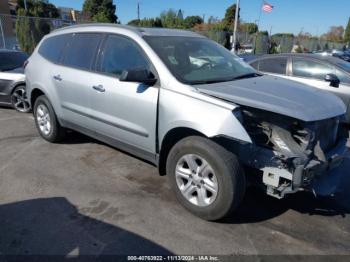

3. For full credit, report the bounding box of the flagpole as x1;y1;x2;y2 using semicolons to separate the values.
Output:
232;0;240;53
254;0;264;54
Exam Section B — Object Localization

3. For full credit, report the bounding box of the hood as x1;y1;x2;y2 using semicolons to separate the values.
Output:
197;75;346;122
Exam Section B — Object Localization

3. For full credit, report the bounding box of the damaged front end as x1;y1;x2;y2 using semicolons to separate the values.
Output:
235;107;349;199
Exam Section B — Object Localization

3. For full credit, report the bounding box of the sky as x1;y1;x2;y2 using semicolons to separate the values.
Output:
49;0;350;36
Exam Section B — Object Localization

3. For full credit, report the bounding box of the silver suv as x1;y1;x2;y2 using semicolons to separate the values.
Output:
26;24;349;221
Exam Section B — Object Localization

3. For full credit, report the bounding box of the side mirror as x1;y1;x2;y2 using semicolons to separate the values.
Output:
120;69;157;86
325;74;340;88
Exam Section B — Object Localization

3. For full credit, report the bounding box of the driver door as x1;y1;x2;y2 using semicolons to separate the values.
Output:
89;34;159;158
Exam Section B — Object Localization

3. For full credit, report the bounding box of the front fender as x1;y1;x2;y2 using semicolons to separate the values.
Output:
158;88;252;145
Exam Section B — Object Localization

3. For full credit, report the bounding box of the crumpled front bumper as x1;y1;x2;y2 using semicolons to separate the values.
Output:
309;139;350;196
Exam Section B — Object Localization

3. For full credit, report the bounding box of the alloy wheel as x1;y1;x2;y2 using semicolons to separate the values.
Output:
175;154;218;207
36;104;51;136
11;87;30;113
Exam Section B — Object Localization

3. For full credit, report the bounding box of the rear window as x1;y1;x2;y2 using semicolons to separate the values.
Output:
38;34;71;63
0;52;28;71
62;33;102;70
258;57;287;75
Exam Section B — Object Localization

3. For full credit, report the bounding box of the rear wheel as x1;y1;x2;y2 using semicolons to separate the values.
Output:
166;136;245;221
11;85;31;113
33;95;65;143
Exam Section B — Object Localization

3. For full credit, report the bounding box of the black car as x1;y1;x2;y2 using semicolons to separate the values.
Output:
0;49;30;112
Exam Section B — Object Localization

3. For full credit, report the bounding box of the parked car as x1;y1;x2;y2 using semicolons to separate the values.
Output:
26;25;349;221
333;51;350;62
0;49;30;113
239;44;254;54
249;54;350;122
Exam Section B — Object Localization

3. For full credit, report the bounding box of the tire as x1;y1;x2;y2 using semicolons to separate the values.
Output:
166;136;246;221
33;95;65;143
11;85;31;113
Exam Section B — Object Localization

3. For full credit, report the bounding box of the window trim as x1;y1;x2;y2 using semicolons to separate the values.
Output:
291;57;335;82
256;56;288;76
94;33;158;81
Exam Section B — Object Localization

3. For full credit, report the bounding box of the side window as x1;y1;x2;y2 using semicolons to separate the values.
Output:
63;33;102;70
258;57;287;75
292;58;334;80
38;34;71;63
98;35;150;77
336;69;350;85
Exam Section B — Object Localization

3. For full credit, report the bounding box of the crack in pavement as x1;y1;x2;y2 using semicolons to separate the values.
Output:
0;138;39;174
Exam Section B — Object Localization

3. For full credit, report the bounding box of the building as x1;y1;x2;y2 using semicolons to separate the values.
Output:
58;7;85;23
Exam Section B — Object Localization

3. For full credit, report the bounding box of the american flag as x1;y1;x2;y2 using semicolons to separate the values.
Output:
262;1;274;12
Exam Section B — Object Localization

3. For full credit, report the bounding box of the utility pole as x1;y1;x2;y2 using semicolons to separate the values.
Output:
0;17;6;49
24;0;28;11
137;2;140;20
232;0;240;53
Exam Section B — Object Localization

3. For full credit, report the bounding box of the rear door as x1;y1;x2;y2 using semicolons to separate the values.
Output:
90;34;159;158
54;33;103;129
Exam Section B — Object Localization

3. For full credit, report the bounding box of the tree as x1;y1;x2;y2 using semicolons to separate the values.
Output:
160;9;184;29
222;4;239;31
17;0;60;17
322;26;344;42
16;0;60;53
82;0;118;23
344;18;350;44
240;23;258;34
128;18;163;28
183;16;203;29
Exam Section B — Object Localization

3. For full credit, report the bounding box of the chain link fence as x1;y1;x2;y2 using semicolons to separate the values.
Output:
0;13;347;54
0;13;77;52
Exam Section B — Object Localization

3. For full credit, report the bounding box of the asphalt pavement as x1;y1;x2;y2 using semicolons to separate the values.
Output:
0;108;350;258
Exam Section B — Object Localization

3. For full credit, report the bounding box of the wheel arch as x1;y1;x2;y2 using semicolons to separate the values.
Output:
30;88;46;109
158;127;206;176
10;81;26;94
158;127;248;177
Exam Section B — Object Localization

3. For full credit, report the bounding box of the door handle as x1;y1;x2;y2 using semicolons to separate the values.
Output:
53;75;62;81
92;85;105;92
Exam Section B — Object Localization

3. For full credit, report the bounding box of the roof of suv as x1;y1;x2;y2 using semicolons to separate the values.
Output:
53;23;204;38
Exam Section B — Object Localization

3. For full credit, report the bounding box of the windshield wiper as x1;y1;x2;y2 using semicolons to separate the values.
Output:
190;79;230;85
189;73;263;85
230;72;263;81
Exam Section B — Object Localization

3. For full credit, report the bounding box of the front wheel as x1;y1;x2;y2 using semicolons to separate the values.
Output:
166;136;246;221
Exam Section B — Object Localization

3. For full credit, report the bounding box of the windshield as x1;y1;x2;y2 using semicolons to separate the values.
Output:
144;36;258;85
0;52;28;72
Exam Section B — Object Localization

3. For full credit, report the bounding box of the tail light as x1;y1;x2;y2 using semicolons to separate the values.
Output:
23;60;29;69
